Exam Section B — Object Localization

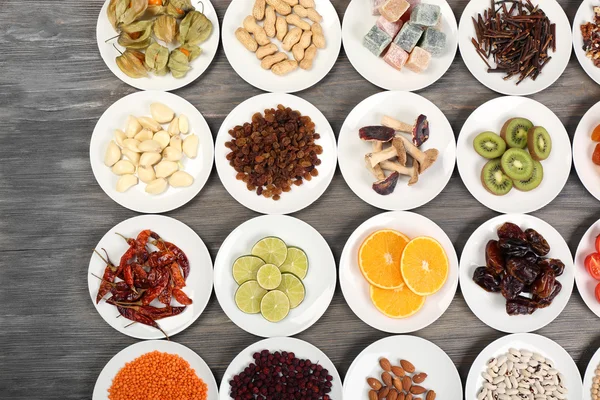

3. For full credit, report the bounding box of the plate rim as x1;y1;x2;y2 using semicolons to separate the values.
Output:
572;0;600;87
572;99;600;202
574;217;600;319
583;346;600;400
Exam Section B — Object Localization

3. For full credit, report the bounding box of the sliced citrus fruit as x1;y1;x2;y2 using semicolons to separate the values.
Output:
232;255;265;285
251;237;288;266
370;283;426;318
256;263;282;290
260;290;290;322
279;247;309;279
400;236;449;296
235;280;267;314
276;273;306;308
358;229;410;289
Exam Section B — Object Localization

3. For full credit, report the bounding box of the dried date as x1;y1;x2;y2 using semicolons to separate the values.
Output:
473;266;501;292
538;258;565;277
498;238;530;258
485;240;505;275
497;222;527;241
500;274;525;300
534;281;562;308
506;258;540;285
523;252;539;265
530;267;556;299
506;296;538;315
525;228;550;256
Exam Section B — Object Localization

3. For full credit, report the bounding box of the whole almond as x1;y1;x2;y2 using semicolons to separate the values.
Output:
412;373;427;384
402;376;412;391
380;357;392;372
378;387;390;400
369;390;378;400
426;390;436;400
400;359;415;373
405;394;413;400
398;392;406;400
392;377;403;391
387;389;398;400
367;378;383;390
382;372;393;387
391;366;405;377
410;385;426;395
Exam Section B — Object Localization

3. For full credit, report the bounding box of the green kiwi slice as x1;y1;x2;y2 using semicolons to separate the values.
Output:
501;148;534;181
473;131;507;159
514;160;543;191
527;126;552;161
481;159;513;196
500;117;533;149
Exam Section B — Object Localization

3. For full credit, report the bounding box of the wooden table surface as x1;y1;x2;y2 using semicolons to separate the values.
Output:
1;0;598;398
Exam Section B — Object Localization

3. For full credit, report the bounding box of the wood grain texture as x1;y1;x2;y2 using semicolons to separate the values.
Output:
1;0;599;398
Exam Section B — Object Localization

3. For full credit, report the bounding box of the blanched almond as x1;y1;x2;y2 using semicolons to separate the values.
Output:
122;148;140;166
111;159;135;175
140;152;162;167
138;164;157;183
116;174;138;192
138;139;161;153
183;134;198;158
170;135;182;152
154;160;178;178
145;178;168;195
123;138;141;153
169;171;194;187
168;116;180;136
178;114;189;134
163;146;183;161
114;129;127;147
104;141;121;167
150;102;175;124
134;128;153;142
137;116;162;132
153;130;170;149
125;115;142;137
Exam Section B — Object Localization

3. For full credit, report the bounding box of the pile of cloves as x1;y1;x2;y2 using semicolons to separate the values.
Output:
360;114;439;195
471;0;556;85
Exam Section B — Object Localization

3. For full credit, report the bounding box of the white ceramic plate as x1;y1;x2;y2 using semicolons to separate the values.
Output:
87;215;213;339
96;0;220;91
574;218;600;319
583;346;600;400
219;337;342;400
342;0;458;92
573;100;600;202
574;0;600;86
466;333;582;400
222;0;341;93
339;211;459;333
338;91;456;210
459;214;574;333
215;93;336;215
457;96;571;214
214;215;336;338
93;340;218;400
90;91;214;213
458;0;571;95
344;335;462;399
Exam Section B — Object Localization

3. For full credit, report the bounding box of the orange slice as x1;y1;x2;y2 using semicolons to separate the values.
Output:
359;229;410;289
369;283;425;318
400;236;449;296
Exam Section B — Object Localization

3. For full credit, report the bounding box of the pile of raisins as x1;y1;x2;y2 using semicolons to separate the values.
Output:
473;222;565;315
229;350;333;400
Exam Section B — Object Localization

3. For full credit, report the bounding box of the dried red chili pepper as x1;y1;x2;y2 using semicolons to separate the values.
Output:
122;264;136;292
172;288;193;305
170;262;186;288
141;271;169;305
146;250;176;268
158;277;174;305
93;249;118;304
153;239;190;280
132;263;149;289
116;306;169;339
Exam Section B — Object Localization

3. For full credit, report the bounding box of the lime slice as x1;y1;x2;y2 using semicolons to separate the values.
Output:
234;281;267;314
256;264;282;290
260;290;290;322
276;273;306;309
279;247;309;279
251;237;288;267
232;255;265;285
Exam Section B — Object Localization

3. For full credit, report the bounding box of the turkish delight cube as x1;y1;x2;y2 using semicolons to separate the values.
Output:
401;0;421;22
405;46;431;73
410;3;441;27
363;25;392;56
380;0;410;22
372;0;386;15
377;15;404;38
418;28;446;56
383;43;409;70
393;22;423;53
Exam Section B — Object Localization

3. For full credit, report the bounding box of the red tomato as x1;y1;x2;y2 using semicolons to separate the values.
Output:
596;282;600;303
595;234;600;253
585;253;600;280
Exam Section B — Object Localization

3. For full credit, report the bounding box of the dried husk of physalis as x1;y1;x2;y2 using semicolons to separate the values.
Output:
177;11;212;45
167;49;190;78
153;15;178;43
107;0;129;30
117;0;148;27
143;4;167;19
166;0;194;19
116;49;148;78
177;43;202;61
145;43;170;76
118;20;154;49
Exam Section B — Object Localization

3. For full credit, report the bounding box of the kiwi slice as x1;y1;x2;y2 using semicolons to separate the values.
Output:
527;126;552;161
481;159;513;196
514;160;543;191
501;148;534;181
500;117;533;149
473;131;507;159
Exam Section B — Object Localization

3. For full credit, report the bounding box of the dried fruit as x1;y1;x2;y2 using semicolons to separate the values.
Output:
368;378;383;390
506;257;540;285
473;266;502;292
506;295;538;315
500;274;525;300
525;228;550;256
485;239;505;275
380;358;392;372
497;222;527;241
412;373;427;384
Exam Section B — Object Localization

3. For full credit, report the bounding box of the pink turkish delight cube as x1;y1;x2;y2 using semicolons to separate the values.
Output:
383;43;409;70
405;46;431;73
380;0;410;22
372;0;386;15
401;0;421;21
376;15;404;38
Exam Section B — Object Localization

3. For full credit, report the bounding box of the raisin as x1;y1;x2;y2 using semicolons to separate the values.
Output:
497;222;527;241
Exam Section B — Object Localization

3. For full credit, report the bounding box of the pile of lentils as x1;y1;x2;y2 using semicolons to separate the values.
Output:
229;350;333;400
